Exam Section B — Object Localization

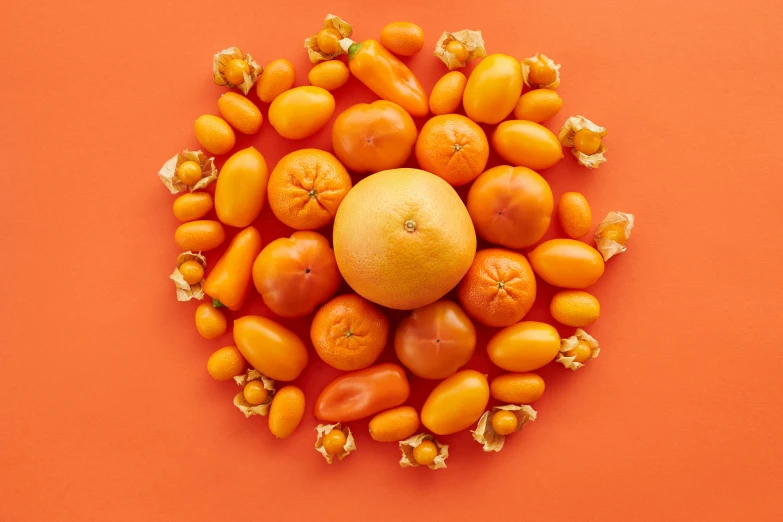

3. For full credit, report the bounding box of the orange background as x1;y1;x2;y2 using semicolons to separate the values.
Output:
1;0;782;520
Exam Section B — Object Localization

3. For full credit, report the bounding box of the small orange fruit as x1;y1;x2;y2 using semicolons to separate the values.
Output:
573;128;602;155
412;440;438;465
513;89;563;123
194;303;227;340
173;192;213;222
174;220;225;252
308;60;350;92
558;192;592;239
550;290;600;327
322;429;347;455
177;160;202;185
565;339;594;363
369;406;420;442
457;248;537;328
268;386;306;438
243;380;269;405
267;149;352;230
445;40;469;63
217;92;262;135
194;115;235;155
490;373;545;404
491;411;519;435
429;71;467;116
310;294;390;371
256;58;296;103
528;57;557;86
316;28;342;55
206;346;247;381
415;114;489;187
179;260;204;285
224;58;250;85
380;22;425;56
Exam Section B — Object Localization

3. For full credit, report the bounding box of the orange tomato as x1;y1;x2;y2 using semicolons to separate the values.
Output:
344;39;428;117
487;321;560;372
194;302;227;340
558;192;592;239
267;149;352;230
174;220;225;252
513;89;563;123
314;363;411;422
414;114;489;187
466;165;553;249
268;86;335;140
172;192;213;222
217;92;262;135
421;369;489;435
233;315;308;381
255;58;296;103
463;54;522;124
394;300;476;380
456;248;537;328
380;22;425;56
214;147;269;228
252;231;341;318
528;239;605;289
308;60;350;92
368;406;420;442
203;226;263;311
492;120;564;171
194;115;235;155
429;71;467;116
490;372;546;404
331;100;417;174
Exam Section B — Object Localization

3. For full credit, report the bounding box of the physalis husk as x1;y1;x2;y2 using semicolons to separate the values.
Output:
471;404;537;452
434;29;487;70
232;370;275;418
399;433;449;470
158;150;217;194
315;423;356;464
557;329;600;371
169;251;206;302
212;46;262;95
304;14;353;63
558;115;608;168
595;211;635;261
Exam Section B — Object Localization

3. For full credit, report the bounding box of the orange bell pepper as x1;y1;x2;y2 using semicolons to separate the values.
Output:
203;226;262;311
342;39;428;118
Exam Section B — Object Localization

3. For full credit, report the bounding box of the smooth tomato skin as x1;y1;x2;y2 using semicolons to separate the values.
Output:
394;300;476;379
252;231;341;318
463;54;523;124
203;226;262;311
331;100;417;174
268;86;335;140
528;239;605;289
214;147;269;228
492;120;564;171
487;321;560;372
421;369;489;435
233;316;308;381
314;363;411;422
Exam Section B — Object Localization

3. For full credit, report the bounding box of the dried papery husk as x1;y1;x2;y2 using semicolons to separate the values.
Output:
315;423;356;464
558;115;608;168
232;370;275;417
595;211;635;261
169;252;207;302
158;150;218;194
471;405;537;452
433;29;487;70
305;14;353;63
521;53;561;89
399;433;449;470
212;47;262;95
557;328;600;371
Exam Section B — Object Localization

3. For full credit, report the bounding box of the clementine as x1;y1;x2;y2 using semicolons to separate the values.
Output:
415;114;489;187
310;294;390;371
333;168;476;310
268;149;352;230
456;248;537;327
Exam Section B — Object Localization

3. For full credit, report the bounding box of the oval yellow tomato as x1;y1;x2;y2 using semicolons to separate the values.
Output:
528;239;605;289
233;316;308;381
487;321;560;372
463;54;522;124
214;147;268;228
492;120;563;170
421;369;489;435
268;86;335;140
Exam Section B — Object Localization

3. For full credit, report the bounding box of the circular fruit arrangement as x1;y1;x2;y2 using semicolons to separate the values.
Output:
161;14;636;468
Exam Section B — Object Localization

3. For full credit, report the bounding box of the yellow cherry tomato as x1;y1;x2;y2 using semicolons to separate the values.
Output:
487;321;560;372
574;129;602;155
492;120;563;170
224;58;250;85
413;440;438;465
268;86;335;140
566;340;594;363
243;380;269;405
528;239;605;289
421;369;489;435
214;147;268;228
176;160;202;185
463;54;523;124
178;260;204;285
491;411;518;435
322;429;347;455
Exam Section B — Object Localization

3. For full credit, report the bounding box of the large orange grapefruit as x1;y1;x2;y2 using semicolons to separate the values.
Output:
333;168;476;310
